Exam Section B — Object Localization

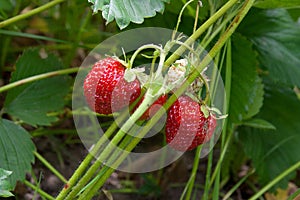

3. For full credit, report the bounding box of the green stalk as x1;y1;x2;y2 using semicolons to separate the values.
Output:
0;0;66;28
55;120;120;199
212;37;232;200
77;108;167;200
64;96;156;200
24;180;55;200
182;146;203;200
128;44;163;69
203;35;229;200
208;0;256;191
222;170;255;200
34;151;67;183
172;0;195;40
56;89;147;199
164;0;239;68
208;129;233;190
77;126;139;198
0;67;79;94
287;188;300;200
249;161;300;200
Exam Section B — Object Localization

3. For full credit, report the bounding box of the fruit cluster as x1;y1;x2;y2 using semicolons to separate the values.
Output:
83;57;217;151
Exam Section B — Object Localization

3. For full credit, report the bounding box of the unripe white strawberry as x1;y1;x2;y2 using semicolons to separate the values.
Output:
166;58;206;95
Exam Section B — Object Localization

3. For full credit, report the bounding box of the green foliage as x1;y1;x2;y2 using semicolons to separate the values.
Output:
254;0;300;9
138;174;161;197
239;82;300;189
0;168;14;197
239;8;300;87
4;49;71;126
0;119;35;190
0;0;15;15
233;8;300;190
89;0;170;29
241;118;276;130
228;34;264;124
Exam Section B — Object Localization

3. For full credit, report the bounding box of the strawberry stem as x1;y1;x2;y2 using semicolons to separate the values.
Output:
128;44;163;69
172;0;195;41
164;0;239;69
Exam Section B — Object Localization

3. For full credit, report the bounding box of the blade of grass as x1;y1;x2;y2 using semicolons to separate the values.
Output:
0;30;69;44
34;151;67;183
249;161;300;200
0;67;79;94
181;145;203;200
24;180;55;200
222;170;255;200
0;0;66;28
287;188;300;200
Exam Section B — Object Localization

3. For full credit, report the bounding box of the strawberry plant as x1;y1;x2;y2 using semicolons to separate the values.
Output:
0;0;300;199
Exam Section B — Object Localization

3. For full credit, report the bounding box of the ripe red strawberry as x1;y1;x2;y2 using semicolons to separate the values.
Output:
133;94;168;120
165;95;216;151
83;57;141;114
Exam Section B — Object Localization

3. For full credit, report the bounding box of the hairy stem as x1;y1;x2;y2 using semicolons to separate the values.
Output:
164;0;239;68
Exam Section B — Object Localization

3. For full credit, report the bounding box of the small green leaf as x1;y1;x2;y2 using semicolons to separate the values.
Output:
0;119;35;190
0;168;14;197
89;0;170;29
229;34;264;124
201;105;209;118
241;118;276;130
4;49;71;126
239;9;300;87
254;0;300;9
239;82;300;189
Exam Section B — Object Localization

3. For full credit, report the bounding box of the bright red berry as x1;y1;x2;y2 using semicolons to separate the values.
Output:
83;57;141;114
133;94;168;120
165;95;216;151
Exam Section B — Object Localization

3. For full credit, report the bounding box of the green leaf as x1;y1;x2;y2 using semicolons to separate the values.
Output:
89;0;170;29
0;168;14;197
239;82;300;189
4;49;71;126
254;0;300;9
239;8;300;87
241;118;276;130
0;119;35;190
0;0;15;13
229;34;264;124
288;8;300;21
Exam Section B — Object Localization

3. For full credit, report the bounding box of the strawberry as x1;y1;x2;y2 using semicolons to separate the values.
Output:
83;57;141;114
133;94;168;120
165;95;216;151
